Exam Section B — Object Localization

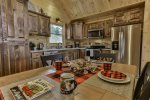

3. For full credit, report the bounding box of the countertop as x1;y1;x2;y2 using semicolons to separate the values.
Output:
0;62;137;100
30;48;86;53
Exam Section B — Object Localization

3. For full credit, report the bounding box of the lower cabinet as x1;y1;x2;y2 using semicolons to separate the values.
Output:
31;52;43;69
31;58;43;69
2;40;30;76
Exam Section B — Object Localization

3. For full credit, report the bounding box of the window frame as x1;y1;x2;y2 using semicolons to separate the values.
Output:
49;23;63;44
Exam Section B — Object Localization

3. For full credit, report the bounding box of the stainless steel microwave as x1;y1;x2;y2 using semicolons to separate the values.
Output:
88;29;104;38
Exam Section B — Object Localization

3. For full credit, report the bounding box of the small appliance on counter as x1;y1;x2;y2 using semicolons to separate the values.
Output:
37;43;44;50
74;41;80;48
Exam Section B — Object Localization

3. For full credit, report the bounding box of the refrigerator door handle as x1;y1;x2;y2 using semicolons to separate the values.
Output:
119;32;125;63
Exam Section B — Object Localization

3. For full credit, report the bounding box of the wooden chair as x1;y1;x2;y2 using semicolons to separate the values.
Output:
41;54;64;67
133;62;150;100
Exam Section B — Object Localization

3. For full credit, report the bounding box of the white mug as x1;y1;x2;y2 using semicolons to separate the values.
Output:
60;73;77;94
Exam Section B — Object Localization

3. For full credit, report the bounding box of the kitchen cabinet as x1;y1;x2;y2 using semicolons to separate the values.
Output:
28;11;50;37
72;22;83;39
114;12;127;25
38;15;50;36
128;8;144;23
31;58;43;69
66;24;73;39
3;41;30;75
88;22;104;30
104;20;113;38
114;7;144;25
0;43;3;77
83;24;88;38
0;0;30;77
6;0;28;39
84;20;112;39
31;52;43;69
28;11;39;35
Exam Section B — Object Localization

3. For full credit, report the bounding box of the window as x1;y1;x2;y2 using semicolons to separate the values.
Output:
49;24;63;43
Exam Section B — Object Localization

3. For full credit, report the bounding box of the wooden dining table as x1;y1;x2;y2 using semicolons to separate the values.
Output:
0;62;137;100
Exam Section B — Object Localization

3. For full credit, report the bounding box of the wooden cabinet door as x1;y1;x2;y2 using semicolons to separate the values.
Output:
3;41;30;75
128;8;144;23
38;15;50;36
31;52;43;69
114;12;127;25
66;24;72;39
28;12;39;35
14;0;28;38
72;22;83;39
0;42;3;77
104;20;113;38
6;0;15;38
31;58;43;69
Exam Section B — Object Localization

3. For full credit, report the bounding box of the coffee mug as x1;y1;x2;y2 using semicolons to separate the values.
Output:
103;62;112;71
60;73;77;94
55;61;63;70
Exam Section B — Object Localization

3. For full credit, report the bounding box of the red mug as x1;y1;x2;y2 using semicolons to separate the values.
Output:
55;61;63;70
103;63;112;71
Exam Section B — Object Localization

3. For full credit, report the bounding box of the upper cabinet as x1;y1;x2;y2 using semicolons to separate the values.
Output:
114;7;144;25
38;15;50;36
83;20;113;38
2;0;28;40
128;8;144;23
28;11;39;35
72;22;83;40
28;11;50;37
104;20;113;38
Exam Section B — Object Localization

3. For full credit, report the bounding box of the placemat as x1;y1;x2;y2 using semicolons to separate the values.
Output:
47;67;104;84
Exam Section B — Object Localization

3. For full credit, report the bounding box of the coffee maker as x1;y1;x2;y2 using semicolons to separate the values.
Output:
37;43;44;50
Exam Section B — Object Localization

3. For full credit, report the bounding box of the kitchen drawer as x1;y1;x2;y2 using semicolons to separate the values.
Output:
31;52;43;59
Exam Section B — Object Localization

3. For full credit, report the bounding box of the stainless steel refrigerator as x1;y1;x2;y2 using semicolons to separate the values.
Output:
111;24;142;74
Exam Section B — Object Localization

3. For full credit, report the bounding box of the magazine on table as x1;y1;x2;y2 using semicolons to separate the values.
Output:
10;79;54;100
